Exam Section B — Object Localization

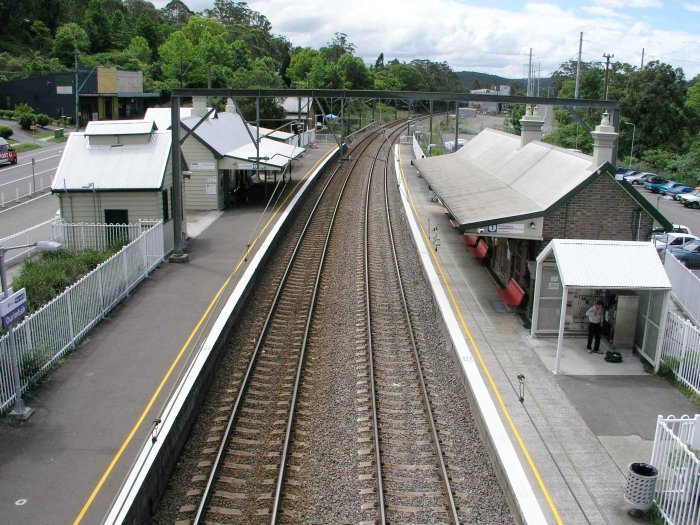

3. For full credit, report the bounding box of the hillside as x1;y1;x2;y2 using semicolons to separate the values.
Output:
456;71;551;93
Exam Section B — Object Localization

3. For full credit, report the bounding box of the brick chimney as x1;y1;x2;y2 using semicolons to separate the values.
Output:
520;105;545;147
591;112;618;168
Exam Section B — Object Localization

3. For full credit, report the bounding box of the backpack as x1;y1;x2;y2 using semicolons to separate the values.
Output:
605;351;623;363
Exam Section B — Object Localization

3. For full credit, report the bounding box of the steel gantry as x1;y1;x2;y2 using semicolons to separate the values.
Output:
169;88;621;257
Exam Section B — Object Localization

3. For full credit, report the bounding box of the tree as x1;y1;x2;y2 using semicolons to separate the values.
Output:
307;55;343;89
161;0;192;25
621;61;690;154
287;48;320;86
320;32;355;63
53;23;90;67
110;10;132;50
125;36;152;64
339;55;372;89
83;0;112;53
374;53;384;70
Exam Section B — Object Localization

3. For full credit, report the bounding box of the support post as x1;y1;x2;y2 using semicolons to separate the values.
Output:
170;96;188;262
554;286;568;374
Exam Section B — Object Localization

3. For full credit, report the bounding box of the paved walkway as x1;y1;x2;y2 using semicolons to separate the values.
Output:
395;143;698;524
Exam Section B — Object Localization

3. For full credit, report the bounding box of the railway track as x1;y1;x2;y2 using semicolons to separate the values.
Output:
363;127;459;524
161;118;513;525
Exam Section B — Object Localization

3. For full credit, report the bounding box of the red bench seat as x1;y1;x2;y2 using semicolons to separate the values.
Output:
463;235;479;247
467;239;488;260
496;278;526;307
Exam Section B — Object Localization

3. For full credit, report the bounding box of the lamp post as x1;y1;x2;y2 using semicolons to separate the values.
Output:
0;240;62;419
625;121;636;169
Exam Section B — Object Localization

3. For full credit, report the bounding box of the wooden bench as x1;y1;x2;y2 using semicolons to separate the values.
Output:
467;239;488;260
463;235;479;247
496;278;526;308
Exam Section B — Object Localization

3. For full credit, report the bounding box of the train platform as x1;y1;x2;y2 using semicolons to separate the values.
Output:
0;143;337;525
1;131;695;524
394;143;698;524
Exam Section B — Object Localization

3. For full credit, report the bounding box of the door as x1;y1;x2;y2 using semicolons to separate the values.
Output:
104;209;129;248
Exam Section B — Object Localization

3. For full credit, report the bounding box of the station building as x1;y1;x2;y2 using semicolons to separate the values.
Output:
412;106;672;347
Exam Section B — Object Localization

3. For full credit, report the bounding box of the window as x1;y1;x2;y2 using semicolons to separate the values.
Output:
162;189;170;221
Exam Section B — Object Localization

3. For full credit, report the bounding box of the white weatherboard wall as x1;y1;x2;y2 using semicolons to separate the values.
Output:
181;134;220;210
394;146;546;524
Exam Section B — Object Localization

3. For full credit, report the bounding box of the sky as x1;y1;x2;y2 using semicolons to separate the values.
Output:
151;0;700;80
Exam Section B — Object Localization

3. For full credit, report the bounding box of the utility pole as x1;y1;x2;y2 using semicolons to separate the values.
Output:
603;53;614;101
574;32;583;99
74;51;79;131
527;48;533;96
640;48;645;69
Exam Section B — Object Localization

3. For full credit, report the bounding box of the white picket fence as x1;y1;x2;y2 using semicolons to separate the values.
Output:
651;415;700;525
0;221;164;413
661;313;700;396
665;253;700;327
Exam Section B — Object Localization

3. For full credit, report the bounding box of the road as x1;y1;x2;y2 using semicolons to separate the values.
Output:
0;142;63;206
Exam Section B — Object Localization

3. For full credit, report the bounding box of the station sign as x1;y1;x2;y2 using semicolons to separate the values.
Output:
0;288;28;329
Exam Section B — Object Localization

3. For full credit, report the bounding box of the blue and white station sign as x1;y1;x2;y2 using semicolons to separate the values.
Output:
0;288;28;329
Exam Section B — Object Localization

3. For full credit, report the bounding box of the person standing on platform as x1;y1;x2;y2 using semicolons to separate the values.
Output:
586;301;605;353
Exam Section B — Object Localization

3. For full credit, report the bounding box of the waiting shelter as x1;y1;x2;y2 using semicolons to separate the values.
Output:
531;239;672;374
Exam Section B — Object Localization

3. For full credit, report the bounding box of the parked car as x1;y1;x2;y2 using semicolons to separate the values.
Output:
0;137;17;165
644;176;672;192
659;182;695;200
665;239;700;269
650;224;693;241
623;171;652;185
679;189;700;209
653;232;699;254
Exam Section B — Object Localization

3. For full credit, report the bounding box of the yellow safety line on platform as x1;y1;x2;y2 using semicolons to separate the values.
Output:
396;146;564;525
73;148;335;524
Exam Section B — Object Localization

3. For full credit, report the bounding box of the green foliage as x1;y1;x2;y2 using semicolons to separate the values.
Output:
0;125;13;139
13;103;34;129
542;123;593;153
53;23;89;67
509;105;526;133
11;248;121;312
34;114;51;127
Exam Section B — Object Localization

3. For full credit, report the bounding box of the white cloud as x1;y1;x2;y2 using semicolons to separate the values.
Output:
683;3;700;12
150;0;700;78
592;0;662;7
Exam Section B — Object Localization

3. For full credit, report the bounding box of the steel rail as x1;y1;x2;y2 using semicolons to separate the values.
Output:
363;123;407;525
382;124;461;523
268;124;385;523
192;150;346;525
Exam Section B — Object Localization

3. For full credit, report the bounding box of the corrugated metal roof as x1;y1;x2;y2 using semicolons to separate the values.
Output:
247;124;295;141
84;120;155;136
538;239;671;289
412;129;596;227
181;112;251;156
226;139;304;168
144;107;196;130
51;131;171;191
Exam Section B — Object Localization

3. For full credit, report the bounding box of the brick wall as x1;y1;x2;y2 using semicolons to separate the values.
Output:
541;173;654;244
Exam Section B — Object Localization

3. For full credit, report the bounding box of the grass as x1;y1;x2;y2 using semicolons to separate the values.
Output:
47;135;68;143
654;356;700;409
12;143;41;153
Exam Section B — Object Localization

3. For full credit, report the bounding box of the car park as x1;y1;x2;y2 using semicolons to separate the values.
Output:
644;176;673;192
665;239;700;269
659;182;695;199
623;171;653;185
653;232;699;253
650;224;693;241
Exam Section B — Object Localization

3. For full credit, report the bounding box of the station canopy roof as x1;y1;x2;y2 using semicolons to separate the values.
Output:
144;107;196;130
537;239;672;290
412;129;598;228
226;139;304;169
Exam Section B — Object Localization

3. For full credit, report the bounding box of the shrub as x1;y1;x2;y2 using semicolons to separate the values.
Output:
0;109;14;119
34;113;51;127
0;125;12;139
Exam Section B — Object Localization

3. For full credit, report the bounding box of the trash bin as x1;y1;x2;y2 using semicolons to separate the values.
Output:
624;462;658;512
53;128;64;139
